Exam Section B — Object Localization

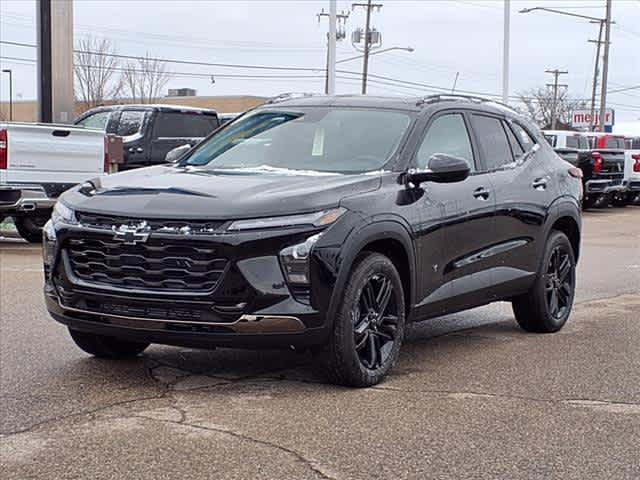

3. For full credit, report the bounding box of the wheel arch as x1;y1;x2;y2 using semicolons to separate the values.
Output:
324;219;417;324
546;198;582;262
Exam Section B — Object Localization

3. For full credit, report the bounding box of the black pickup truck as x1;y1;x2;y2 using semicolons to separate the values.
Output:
74;105;220;170
544;131;626;208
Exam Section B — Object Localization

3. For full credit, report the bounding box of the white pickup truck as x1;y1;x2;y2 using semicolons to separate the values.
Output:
1;122;108;242
624;136;640;205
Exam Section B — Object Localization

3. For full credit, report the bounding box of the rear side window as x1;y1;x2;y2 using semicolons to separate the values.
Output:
117;111;145;136
504;122;524;157
544;135;557;147
76;111;110;130
579;136;590;149
416;113;475;171
153;112;219;138
470;114;513;170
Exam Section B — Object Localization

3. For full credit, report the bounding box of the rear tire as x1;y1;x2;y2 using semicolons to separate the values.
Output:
69;329;149;358
611;196;627;207
512;231;576;333
14;215;49;243
317;253;406;387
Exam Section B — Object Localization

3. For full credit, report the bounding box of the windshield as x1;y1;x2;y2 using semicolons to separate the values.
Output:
183;107;412;174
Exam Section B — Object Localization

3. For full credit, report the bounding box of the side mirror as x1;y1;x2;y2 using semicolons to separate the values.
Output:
407;153;471;186
165;144;192;163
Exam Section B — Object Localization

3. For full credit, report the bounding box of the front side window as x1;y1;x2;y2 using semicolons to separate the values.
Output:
184;107;412;174
154;112;219;138
470;114;513;171
76;111;110;130
117;111;145;137
416;114;474;170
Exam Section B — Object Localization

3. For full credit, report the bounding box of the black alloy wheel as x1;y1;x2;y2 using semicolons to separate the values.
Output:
545;245;574;321
353;274;399;370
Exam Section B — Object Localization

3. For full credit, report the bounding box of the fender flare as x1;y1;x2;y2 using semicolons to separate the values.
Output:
324;217;417;325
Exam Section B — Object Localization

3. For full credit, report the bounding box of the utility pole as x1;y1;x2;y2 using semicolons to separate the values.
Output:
318;5;349;95
1;69;12;121
545;69;568;130
352;1;383;94
588;20;605;131
502;0;510;104
599;0;612;132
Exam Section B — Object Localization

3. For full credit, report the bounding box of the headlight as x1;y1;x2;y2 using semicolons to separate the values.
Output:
279;233;322;285
227;207;345;232
51;201;77;225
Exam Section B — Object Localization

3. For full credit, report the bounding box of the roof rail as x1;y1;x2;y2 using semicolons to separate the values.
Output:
417;94;519;115
265;92;321;104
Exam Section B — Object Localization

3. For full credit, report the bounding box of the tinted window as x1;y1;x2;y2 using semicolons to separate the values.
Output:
606;137;625;149
504;122;524;156
511;123;536;151
416;114;474;170
470;115;513;170
633;138;640;150
185;108;411;174
154;112;219;138
117;111;145;136
76;111;110;130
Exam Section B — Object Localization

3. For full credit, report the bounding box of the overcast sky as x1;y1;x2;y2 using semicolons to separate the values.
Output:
1;0;639;122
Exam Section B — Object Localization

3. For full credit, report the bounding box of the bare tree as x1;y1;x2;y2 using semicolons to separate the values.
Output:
121;54;172;104
74;36;122;111
518;88;585;129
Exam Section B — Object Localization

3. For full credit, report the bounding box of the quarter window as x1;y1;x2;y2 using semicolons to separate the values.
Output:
504;122;524;157
416;114;474;170
511;123;536;151
470;114;513;171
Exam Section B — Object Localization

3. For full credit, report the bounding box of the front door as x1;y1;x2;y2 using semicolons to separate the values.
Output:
411;111;497;319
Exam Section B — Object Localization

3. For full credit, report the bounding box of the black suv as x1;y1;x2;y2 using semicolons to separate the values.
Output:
74;104;220;170
44;95;582;387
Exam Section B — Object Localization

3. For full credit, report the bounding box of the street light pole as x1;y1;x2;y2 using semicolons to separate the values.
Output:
336;46;413;64
2;69;12;121
502;0;510;104
599;0;612;132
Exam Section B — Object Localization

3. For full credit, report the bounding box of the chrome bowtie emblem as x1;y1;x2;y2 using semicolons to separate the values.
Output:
113;221;150;245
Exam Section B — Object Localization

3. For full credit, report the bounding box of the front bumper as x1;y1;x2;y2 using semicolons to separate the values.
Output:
0;184;56;214
43;221;339;350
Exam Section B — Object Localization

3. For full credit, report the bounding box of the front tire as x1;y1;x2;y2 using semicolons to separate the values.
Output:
14;215;49;243
319;253;406;387
512;231;576;333
69;329;149;358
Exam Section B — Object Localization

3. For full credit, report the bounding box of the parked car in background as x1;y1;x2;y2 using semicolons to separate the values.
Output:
218;112;242;125
44;94;582;387
623;136;640;205
0;122;108;242
74;105;220;171
544;130;626;208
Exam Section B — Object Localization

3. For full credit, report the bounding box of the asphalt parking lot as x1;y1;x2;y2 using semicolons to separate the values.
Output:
1;208;639;479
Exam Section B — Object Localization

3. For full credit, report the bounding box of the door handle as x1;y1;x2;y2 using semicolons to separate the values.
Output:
473;187;491;200
532;178;548;190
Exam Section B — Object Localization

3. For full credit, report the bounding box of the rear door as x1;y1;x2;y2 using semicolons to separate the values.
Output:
149;112;219;165
471;114;551;298
411;110;497;318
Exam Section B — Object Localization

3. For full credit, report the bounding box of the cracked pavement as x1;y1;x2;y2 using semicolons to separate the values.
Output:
1;208;639;479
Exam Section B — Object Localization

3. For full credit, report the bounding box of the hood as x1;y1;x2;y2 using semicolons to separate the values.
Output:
63;165;382;219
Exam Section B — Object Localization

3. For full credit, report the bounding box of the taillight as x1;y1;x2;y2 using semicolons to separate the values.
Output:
592;152;603;174
633;153;640;173
0;129;7;170
103;136;110;173
568;167;583;179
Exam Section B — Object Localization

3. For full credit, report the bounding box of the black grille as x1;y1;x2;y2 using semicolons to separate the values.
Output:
65;237;227;292
75;211;226;235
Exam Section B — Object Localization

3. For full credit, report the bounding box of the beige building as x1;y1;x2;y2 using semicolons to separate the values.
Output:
0;95;267;123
